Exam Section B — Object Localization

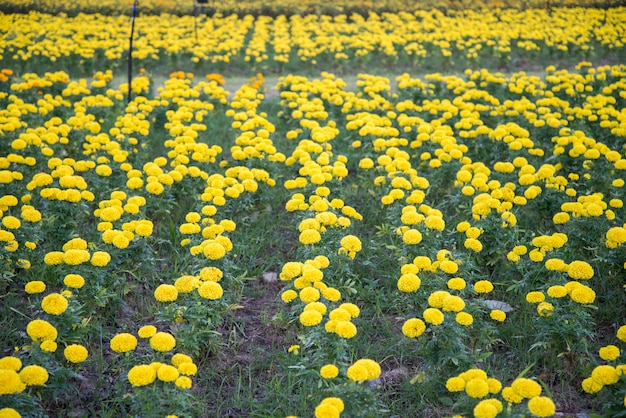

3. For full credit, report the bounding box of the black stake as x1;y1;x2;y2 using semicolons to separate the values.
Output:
128;0;139;104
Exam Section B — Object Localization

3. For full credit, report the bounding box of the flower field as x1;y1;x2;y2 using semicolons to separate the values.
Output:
1;2;626;418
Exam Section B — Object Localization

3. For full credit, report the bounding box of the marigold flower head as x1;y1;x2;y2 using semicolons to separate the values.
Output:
154;284;178;302
547;285;567;298
526;291;545;303
63;274;85;289
110;333;138;353
474;280;494;293
567;260;594;280
178;362;197;376
299;286;320;303
334;320;357;338
465;378;490;398
320;364;339;379
150;332;176;352
128;364;157;387
569;284;596;304
299;310;323;327
397;273;421;293
456;312;473;326
402;228;422;245
447;277;466;290
198;281;224;300
473;400;499;418
0;356;22;371
490;310;506;322
617;325;626;342
19;364;49;386
25;281;46;294
446;376;466;392
157;364;179;382
599;345;620;361
138;325;157;339
41;293;68;315
511;378;542;398
0;408;20;418
64;344;88;363
0;369;26;395
423;308;444;325
591;365;619;385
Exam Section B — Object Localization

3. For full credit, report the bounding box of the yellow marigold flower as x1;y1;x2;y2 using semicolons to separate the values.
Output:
526;291;545;303
423;308;444;325
299;229;321;245
128;364;157;387
402;228;422;245
567;260;594;280
511;378;542;399
442;295;465;312
198;281;223;300
63;249;90;265
537;302;554;317
63;274;85;289
203;242;226;260
552;212;570;224
581;377;603;394
474;280;494;293
334;321;357;339
157;364;179;382
150;332;176;352
2;216;20;229
447;277;466;290
328;308;351;322
199;266;223;282
178;362;197;376
171;353;194;367
397;273;421;293
175;376;192;389
0;369;25;395
456;312;473;326
110;333;137;353
353;359;381;380
281;289;298;303
154;284;178;302
570;284;596;304
487;378;502;394
464;238;483;252
547;285;567;298
340;235;362;252
473;400;499;418
322;287;341;302
26;319;57;342
299;287;320;303
427;290;449;308
138;325;157;339
591;365;619;385
490;310;506;322
41;293;68;315
90;251;111;267
314;400;341;418
339;303;360;318
346;363;368;382
25;281;46;294
466;378;490;398
446;376;466;392
0;408;20;418
299;310;322;327
64;344;88;363
402;318;426;338
320;364;339;379
174;275;196;293
0;356;21;371
440;260;458;274
544;258;568;272
19;365;49;386
599;345;620;361
43;251;64;265
617;325;626;342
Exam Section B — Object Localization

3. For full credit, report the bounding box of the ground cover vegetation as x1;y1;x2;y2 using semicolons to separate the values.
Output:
0;1;625;417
